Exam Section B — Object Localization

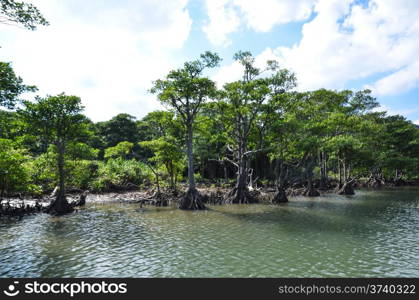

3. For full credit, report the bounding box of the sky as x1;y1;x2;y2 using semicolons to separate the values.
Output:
0;0;418;124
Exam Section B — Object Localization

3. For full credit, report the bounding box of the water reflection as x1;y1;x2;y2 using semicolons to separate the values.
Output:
1;188;418;277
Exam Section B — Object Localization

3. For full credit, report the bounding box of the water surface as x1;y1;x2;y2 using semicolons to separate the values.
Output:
1;188;418;277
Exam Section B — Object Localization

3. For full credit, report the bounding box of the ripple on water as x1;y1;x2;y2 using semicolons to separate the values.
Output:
1;188;419;277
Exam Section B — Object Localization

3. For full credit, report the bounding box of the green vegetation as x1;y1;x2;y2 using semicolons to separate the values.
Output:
150;51;221;209
0;0;48;30
18;94;87;214
0;62;37;109
1;49;418;214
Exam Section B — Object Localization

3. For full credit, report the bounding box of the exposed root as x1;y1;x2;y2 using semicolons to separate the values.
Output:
152;191;169;207
302;187;320;197
271;187;288;204
336;182;355;195
393;178;406;186
0;200;44;217
318;179;333;190
46;194;74;216
286;187;304;197
365;176;385;188
179;188;205;210
225;187;259;204
136;191;169;207
72;191;88;207
201;189;224;205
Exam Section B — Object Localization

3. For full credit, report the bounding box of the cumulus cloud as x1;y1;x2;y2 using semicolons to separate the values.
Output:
367;61;419;96
233;0;316;32
373;105;419;117
212;47;280;87
203;0;316;46
0;0;192;122
273;0;419;93
203;0;241;46
3;0;418;122
212;0;419;97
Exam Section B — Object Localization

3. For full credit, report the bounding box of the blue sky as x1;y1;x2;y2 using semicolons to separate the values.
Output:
0;0;418;124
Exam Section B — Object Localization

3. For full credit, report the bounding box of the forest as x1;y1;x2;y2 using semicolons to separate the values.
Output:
1;50;419;215
1;1;418;215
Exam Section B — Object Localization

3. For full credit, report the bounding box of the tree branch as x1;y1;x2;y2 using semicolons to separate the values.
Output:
243;148;269;157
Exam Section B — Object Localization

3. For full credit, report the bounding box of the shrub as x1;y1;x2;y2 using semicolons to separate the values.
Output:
90;158;148;192
0;139;30;196
25;152;57;193
66;160;99;190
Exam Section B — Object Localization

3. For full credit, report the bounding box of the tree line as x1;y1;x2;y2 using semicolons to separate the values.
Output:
1;51;418;214
1;0;418;214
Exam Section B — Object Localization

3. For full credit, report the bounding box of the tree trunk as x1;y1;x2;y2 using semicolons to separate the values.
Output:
303;177;320;197
272;159;288;204
170;173;174;191
336;181;355;195
336;174;355;195
366;168;385;188
343;159;347;182
303;158;320;197
179;122;205;210
319;151;329;190
155;172;161;195
168;162;175;191
47;142;73;215
272;187;288;203
225;140;257;204
223;160;228;183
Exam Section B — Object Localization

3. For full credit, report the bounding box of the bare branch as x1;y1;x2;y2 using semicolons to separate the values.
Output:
243;148;269;157
224;157;239;169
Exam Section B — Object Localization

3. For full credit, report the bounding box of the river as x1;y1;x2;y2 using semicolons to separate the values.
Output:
1;188;418;277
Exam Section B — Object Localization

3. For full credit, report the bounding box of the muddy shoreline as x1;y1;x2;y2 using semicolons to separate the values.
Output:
1;180;418;218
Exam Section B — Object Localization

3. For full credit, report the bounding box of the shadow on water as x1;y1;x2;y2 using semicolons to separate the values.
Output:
210;193;396;236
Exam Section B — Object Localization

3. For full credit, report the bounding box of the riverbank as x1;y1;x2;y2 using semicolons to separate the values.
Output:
2;181;418;218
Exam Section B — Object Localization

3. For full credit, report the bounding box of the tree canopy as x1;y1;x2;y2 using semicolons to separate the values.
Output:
150;51;221;210
0;62;36;109
0;0;48;30
0;51;418;215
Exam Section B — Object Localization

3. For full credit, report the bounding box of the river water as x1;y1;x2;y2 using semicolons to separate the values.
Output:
1;188;418;277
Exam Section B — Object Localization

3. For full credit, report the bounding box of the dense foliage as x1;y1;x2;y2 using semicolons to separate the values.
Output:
0;0;48;30
0;52;418;201
0;62;37;109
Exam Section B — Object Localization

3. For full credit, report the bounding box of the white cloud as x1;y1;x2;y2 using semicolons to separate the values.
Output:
0;0;192;122
212;47;280;87
212;61;242;87
203;0;317;46
211;0;419;97
233;0;316;32
270;0;419;93
414;119;419;125
373;105;419;117
367;61;419;96
203;0;240;46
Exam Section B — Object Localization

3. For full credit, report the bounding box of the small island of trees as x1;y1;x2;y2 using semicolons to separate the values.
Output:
1;0;418;216
1;50;418;216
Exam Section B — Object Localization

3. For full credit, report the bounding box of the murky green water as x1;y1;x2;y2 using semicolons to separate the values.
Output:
1;188;418;277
